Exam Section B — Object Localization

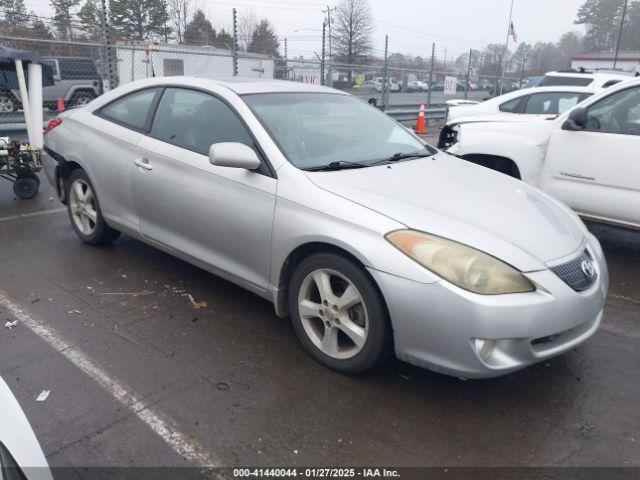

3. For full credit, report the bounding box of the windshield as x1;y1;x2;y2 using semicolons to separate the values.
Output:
242;92;431;170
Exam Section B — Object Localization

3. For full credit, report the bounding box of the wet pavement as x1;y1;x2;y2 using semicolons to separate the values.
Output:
0;173;638;475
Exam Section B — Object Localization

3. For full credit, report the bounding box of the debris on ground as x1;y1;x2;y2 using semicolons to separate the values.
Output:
36;390;50;402
4;320;18;329
68;309;82;315
182;294;208;309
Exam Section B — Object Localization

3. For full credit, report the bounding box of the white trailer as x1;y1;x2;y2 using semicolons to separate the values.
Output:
114;43;275;84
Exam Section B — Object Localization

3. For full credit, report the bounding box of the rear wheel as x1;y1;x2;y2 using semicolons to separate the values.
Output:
66;169;120;245
0;91;16;113
13;173;39;199
69;91;96;107
289;253;391;373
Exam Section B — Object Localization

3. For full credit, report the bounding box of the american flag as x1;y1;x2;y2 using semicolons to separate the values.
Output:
509;22;518;42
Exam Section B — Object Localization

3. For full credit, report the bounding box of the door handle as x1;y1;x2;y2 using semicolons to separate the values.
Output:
134;158;153;171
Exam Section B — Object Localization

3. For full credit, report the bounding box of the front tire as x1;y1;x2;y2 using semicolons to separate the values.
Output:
66;169;120;245
289;253;391;373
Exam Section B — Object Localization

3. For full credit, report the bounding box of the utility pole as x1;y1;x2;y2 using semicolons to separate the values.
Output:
382;35;389;109
320;21;326;85
614;0;629;70
464;48;472;100
442;47;447;75
427;42;435;106
499;0;514;95
232;8;239;76
99;0;114;90
323;5;336;87
284;38;288;80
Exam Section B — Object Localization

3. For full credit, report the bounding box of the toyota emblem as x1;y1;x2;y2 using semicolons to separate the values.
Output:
581;259;596;278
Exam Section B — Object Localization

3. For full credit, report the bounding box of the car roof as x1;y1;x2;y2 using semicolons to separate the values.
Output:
193;75;341;95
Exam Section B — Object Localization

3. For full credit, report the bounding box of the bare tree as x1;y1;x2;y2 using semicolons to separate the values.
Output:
238;8;258;52
168;0;191;43
332;0;373;65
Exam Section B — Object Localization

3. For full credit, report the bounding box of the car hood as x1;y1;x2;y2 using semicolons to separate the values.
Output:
306;154;585;272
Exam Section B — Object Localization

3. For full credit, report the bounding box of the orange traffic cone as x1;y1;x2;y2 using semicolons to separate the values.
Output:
414;102;426;134
57;97;65;112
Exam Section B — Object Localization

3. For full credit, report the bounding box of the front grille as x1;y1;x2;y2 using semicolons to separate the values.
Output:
550;249;597;292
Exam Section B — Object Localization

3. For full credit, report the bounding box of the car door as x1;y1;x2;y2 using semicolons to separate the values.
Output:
133;87;277;292
541;85;640;228
90;87;161;230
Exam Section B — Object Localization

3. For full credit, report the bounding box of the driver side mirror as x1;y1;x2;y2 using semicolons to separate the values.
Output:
209;142;261;171
562;107;587;131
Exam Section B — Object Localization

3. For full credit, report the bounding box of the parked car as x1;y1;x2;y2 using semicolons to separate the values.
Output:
355;77;401;94
538;69;635;91
522;76;543;89
431;80;466;92
440;78;640;231
446;86;593;123
0;376;53;480
0;56;102;112
43;76;607;378
406;80;429;92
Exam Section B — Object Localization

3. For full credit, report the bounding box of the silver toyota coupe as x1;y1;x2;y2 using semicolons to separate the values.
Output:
42;76;608;378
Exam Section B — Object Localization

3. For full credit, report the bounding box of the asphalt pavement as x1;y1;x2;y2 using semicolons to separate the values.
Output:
0;170;639;478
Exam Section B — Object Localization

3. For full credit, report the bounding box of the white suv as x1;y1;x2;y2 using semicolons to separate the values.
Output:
441;78;640;230
539;69;636;92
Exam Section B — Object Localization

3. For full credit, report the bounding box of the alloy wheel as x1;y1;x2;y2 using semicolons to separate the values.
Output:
297;268;369;359
0;94;15;113
69;179;98;235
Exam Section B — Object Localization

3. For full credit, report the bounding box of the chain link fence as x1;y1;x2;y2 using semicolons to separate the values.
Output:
0;32;523;129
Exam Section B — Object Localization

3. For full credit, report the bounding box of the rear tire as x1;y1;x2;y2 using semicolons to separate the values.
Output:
289;253;391;373
0;91;17;113
13;173;39;199
66;169;120;245
69;91;96;107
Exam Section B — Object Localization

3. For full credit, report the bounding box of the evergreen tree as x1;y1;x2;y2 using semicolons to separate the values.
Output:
247;19;279;57
575;0;627;52
183;9;215;45
110;0;171;41
215;28;233;49
0;0;28;26
51;0;80;40
77;0;100;38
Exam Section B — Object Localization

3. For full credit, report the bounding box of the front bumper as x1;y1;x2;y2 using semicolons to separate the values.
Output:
369;237;608;379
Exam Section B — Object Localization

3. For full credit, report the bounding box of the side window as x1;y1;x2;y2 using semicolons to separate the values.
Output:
150;88;254;154
98;88;158;130
524;92;581;115
499;96;524;113
58;58;98;80
585;86;640;136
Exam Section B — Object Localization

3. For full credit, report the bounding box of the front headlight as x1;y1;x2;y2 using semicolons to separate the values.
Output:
386;230;535;295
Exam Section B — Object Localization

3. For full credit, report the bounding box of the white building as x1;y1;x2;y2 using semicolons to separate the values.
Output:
571;51;640;73
114;43;275;84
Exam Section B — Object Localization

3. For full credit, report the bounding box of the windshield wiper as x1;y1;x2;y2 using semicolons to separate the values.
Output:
370;151;434;165
303;160;369;171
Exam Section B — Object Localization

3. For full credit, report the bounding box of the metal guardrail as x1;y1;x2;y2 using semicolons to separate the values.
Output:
383;103;447;123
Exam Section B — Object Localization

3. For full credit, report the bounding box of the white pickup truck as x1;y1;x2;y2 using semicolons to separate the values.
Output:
439;78;640;230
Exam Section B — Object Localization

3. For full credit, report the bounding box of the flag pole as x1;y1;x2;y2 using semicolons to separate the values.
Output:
499;0;514;96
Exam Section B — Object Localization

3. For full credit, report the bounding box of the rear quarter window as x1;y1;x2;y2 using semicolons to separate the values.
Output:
97;88;159;131
499;96;524;112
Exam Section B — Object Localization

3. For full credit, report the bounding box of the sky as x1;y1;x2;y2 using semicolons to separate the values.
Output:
26;0;588;60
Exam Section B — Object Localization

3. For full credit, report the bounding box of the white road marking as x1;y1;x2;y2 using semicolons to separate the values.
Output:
0;208;66;223
0;292;218;468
